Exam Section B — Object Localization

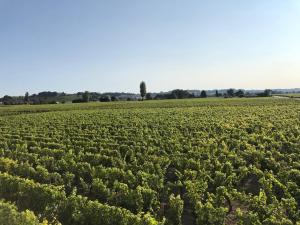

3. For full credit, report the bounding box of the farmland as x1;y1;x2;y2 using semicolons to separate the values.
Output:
0;98;299;225
275;93;300;98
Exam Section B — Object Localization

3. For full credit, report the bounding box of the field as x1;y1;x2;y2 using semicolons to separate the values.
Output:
0;98;299;225
275;93;300;98
286;93;300;97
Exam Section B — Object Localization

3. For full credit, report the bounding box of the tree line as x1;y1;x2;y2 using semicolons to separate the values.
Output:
0;82;273;105
139;83;272;100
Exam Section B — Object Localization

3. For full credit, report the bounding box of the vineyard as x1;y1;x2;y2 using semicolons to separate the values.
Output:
0;98;299;225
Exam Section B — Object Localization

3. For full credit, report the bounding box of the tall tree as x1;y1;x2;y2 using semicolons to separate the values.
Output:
140;81;146;101
215;90;219;97
24;92;29;103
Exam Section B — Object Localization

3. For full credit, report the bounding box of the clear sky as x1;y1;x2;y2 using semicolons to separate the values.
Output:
0;0;299;95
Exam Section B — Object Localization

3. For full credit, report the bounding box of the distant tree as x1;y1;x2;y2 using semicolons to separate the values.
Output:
111;96;119;101
99;95;111;102
171;89;193;99
145;93;152;100
24;92;29;103
264;89;272;97
200;90;207;98
215;90;220;97
140;81;147;101
82;91;90;102
3;95;14;105
154;90;193;100
227;89;235;97
256;89;273;97
235;89;245;98
38;91;58;97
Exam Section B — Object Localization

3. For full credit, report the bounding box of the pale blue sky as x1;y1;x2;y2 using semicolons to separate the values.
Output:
0;0;299;95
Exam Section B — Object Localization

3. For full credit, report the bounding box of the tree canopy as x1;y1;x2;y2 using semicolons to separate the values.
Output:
140;81;147;100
